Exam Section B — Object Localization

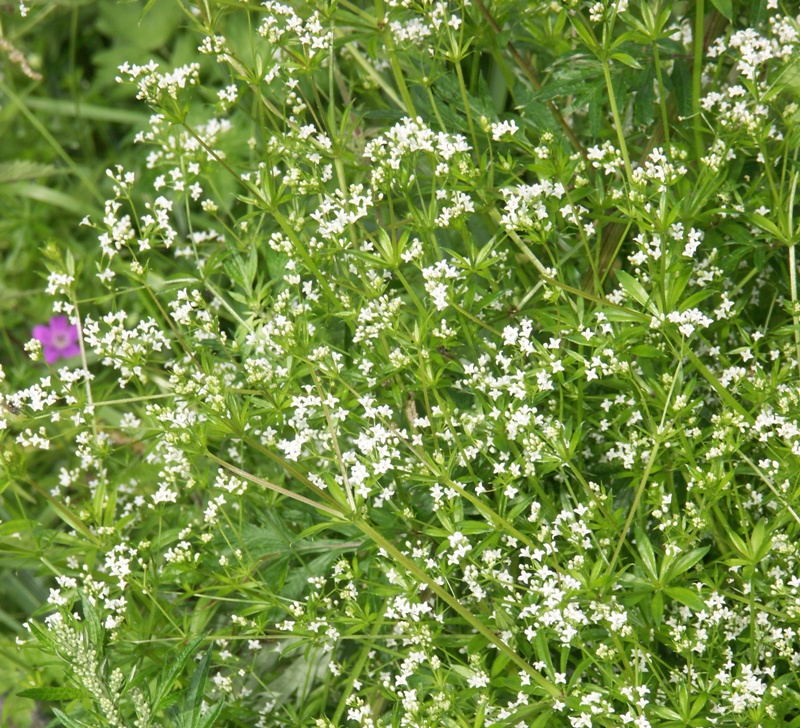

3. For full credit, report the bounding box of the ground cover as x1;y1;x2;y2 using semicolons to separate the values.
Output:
2;0;800;725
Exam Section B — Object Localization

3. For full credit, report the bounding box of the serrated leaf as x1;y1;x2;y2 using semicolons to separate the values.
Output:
194;701;224;728
152;635;206;713
81;596;102;652
17;687;87;701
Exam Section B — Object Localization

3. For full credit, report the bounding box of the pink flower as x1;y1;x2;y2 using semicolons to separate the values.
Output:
32;316;81;364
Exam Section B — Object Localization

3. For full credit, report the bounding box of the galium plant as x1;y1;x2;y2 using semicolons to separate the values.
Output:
3;0;800;725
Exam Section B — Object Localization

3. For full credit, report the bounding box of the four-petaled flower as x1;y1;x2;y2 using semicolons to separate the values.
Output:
33;316;81;364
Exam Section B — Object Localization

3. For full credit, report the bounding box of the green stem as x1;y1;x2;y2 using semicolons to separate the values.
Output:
308;368;356;510
331;601;389;724
0;81;104;207
454;60;478;154
652;41;670;150
206;452;346;517
601;59;633;184
354;518;561;698
788;171;800;374
692;0;705;160
606;439;661;578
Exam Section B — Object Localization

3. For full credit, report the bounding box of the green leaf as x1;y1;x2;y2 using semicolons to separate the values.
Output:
52;708;93;728
0;183;90;215
569;16;599;52
610;52;642;70
22;98;149;125
17;687;87;701
748;213;785;242
152;635;206;713
672;57;692;117
650;590;664;624
0;161;62;185
615;269;651;308
630;344;664;358
27;621;58;653
633;525;658;580
81;596;102;653
194;701;224;728
664;546;709;581
187;648;213;728
728;530;750;559
665;586;707;612
709;0;733;20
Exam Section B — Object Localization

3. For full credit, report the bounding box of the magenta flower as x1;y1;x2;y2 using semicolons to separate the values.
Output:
32;315;81;364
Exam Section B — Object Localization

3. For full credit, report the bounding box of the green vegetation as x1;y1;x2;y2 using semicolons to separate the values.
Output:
2;0;800;725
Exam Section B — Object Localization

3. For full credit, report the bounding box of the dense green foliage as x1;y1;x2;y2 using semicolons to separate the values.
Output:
3;0;800;725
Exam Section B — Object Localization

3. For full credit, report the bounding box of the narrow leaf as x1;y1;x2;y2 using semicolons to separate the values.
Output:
193;701;224;728
17;687;87;701
153;635;206;713
665;586;707;612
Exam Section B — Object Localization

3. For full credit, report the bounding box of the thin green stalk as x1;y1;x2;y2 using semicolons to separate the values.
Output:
652;40;670;150
206;452;346;517
343;40;405;110
0;81;104;207
692;0;705;160
788;170;800;374
308;368;356;510
331;601;389;724
606;438;661;577
740;453;800;527
601;59;633;184
454;60;479;154
26;479;99;544
373;0;417;118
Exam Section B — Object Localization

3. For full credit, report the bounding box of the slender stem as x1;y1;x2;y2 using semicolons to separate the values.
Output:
454;59;478;154
342;40;404;110
788;171;800;374
0;81;104;207
308;367;356;510
606;438;661;578
602;59;633;184
354;518;562;698
206;452;346;517
652;41;670;150
692;0;705;160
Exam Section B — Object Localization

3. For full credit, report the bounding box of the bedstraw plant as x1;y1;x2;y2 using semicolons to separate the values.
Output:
3;0;800;726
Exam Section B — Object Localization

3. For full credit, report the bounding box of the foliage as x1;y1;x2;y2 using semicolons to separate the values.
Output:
3;0;800;726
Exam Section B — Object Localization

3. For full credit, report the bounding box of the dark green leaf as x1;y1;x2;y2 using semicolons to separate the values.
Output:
152;635;206;713
709;0;733;20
